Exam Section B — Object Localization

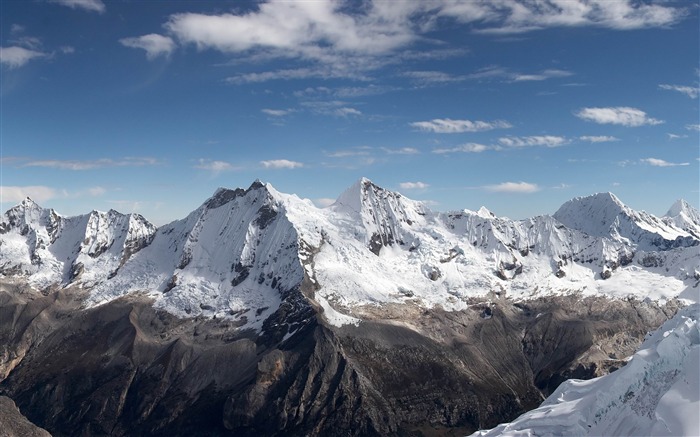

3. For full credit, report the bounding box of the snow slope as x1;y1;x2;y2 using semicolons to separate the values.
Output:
471;303;700;437
1;179;698;330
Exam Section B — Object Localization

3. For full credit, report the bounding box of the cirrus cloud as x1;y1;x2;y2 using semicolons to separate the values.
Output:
579;135;620;143
23;157;159;170
498;135;568;148
261;108;293;117
194;159;238;174
433;143;490;154
0;185;58;203
659;84;699;99
49;0;105;13
120;34;176;60
575;106;663;126
411;118;512;133
260;159;304;169
484;182;540;193
641;158;690;167
399;181;429;190
0;46;45;68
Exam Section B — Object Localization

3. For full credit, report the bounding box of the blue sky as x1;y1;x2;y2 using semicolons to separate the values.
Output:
1;0;698;225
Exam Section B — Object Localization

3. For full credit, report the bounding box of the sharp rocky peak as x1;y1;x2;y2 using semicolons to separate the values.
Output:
203;180;277;211
331;178;431;254
666;199;698;219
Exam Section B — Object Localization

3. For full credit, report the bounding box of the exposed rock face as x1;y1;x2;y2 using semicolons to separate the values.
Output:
0;396;51;437
0;279;681;437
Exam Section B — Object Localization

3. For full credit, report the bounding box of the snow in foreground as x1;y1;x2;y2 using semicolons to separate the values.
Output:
471;303;700;437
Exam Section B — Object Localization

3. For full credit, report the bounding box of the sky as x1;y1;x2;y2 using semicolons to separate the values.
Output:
1;0;698;225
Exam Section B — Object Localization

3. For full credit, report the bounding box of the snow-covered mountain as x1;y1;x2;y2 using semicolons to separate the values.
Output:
553;193;697;251
1;179;698;437
1;179;698;329
472;303;700;437
0;197;156;287
665;199;700;239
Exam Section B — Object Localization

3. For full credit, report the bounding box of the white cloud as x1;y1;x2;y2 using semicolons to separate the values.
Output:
499;135;568;148
411;118;512;133
324;147;372;158
334;107;362;117
552;183;572;190
686;124;700;132
122;1;681;82
575;106;663;126
49;0;105;13
0;46;45;68
194;159;237;174
464;66;573;82
381;147;420;155
260;159;304;169
433;143;490;154
461;0;683;34
226;67;354;84
512;69;573;81
261;108;292;117
10;36;43;51
484;182;540;193
667;133;687;140
314;198;336;208
579;135;620;143
402;70;464;84
659;84;699;99
641;158;690;167
120;34;176;60
299;100;363;118
0;185;57;203
399;181;429;190
166;3;418;58
24;157;159;170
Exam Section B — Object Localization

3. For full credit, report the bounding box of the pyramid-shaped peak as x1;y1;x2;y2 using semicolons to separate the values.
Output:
553;192;632;239
555;192;627;215
18;196;42;209
249;179;267;190
666;199;697;217
581;192;624;207
476;206;495;218
333;178;396;212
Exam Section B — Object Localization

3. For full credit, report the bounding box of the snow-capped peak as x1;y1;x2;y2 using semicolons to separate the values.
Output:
476;206;495;219
664;199;700;239
554;192;695;250
330;177;431;254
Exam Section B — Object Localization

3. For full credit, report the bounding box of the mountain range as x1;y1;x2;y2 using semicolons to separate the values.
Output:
0;178;698;436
